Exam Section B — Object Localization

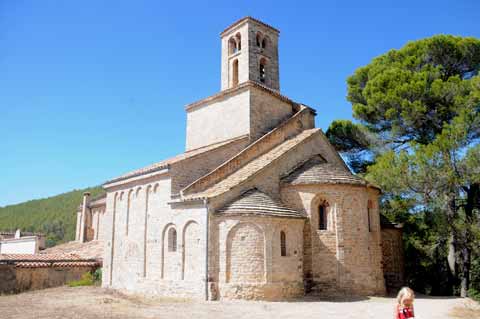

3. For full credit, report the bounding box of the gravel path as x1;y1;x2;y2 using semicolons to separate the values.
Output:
0;286;478;319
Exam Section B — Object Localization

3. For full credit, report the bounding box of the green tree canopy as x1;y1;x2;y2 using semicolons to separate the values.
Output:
348;35;480;145
327;35;480;297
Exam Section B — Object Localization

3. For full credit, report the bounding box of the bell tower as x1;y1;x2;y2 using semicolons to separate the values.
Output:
220;17;280;91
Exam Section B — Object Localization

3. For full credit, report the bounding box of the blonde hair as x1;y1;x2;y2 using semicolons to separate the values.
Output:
396;287;415;305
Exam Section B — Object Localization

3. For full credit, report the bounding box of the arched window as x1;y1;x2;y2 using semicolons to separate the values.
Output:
261;38;267;49
256;32;263;47
259;58;267;83
280;231;287;257
319;203;328;230
232;59;239;87
168;228;177;252
235;33;241;51
229;37;237;55
367;200;373;232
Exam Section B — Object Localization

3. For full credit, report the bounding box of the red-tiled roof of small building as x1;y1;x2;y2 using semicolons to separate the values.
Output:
0;253;100;268
41;240;104;261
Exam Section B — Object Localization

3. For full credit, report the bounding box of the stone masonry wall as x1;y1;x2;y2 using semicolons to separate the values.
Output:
102;174;208;299
183;106;314;197
88;207;107;241
221;22;250;90
186;88;250;151
281;184;385;296
247;21;280;90
249;86;292;141
207;130;332;211
0;264;96;294
209;214;304;300
170;136;249;194
220;19;280;91
381;228;405;291
206;131;385;296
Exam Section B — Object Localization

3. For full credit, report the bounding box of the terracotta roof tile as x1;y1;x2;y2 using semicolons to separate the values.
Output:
0;253;100;268
41;240;104;261
217;188;303;218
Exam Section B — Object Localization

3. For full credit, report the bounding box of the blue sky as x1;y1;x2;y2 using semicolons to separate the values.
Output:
1;0;479;207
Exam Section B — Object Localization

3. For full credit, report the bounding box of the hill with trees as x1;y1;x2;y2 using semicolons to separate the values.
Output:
0;186;104;247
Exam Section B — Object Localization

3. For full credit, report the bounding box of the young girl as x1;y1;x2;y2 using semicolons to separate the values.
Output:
395;287;415;319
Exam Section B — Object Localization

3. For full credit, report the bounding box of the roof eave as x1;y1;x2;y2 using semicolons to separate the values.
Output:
185;81;298;112
220;16;280;36
103;167;170;189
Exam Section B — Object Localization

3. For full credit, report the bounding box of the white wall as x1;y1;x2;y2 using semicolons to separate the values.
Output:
186;89;250;150
0;237;39;254
103;174;209;299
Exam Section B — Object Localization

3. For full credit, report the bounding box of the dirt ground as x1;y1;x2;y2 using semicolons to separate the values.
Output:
0;286;479;319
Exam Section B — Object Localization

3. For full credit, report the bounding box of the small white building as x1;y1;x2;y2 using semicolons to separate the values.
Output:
0;230;46;254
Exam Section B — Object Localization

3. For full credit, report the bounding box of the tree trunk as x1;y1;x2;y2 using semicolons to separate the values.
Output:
447;235;456;276
460;246;470;297
460;183;479;297
445;191;461;295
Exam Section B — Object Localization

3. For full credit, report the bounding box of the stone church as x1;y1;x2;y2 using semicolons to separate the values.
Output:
75;17;403;300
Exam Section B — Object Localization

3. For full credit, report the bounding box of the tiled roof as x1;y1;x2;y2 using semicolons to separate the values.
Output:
217;188;303;218
221;16;280;36
281;155;368;186
105;135;248;185
41;240;104;261
184;129;320;200
0;253;100;268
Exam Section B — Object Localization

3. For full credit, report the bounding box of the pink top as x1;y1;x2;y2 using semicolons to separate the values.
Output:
396;305;415;319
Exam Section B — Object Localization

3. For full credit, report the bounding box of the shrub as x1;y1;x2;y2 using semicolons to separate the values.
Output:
67;272;95;287
468;288;480;302
93;268;102;283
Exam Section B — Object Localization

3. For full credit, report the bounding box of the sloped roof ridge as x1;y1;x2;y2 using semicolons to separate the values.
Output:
183;128;320;200
181;106;313;197
281;154;372;187
104;135;248;185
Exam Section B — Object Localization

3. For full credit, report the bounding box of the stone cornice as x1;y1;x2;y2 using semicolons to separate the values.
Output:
220;16;280;37
185;81;298;112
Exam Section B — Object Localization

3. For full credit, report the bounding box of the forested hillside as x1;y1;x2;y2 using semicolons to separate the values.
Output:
0;186;104;247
